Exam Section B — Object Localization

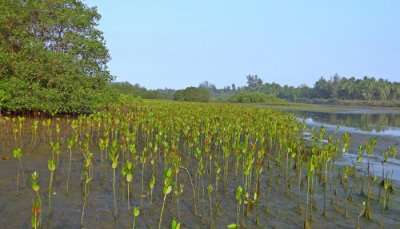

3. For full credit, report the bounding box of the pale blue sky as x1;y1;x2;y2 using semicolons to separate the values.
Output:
85;0;400;89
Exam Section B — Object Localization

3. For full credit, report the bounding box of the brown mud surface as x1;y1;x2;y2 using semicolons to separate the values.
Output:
0;117;399;228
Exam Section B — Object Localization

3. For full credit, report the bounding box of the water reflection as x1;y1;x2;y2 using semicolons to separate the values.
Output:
294;111;400;133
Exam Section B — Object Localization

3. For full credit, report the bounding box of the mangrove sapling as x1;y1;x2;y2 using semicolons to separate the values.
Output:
378;145;396;203
207;184;214;228
47;159;56;213
44;119;52;143
132;207;140;229
215;161;222;194
243;152;255;195
149;174;156;204
235;186;244;226
66;137;75;194
356;145;365;195
180;166;197;215
55;123;61;142
13;122;19;144
32;120;39;145
295;150;304;212
171;218;181;229
174;183;184;220
341;132;353;217
195;148;206;202
50;141;61;167
109;140;120;220
171;153;183;219
222;145;230;193
305;155;316;229
80;152;93;227
361;138;377;220
99;138;107;163
227;224;239;229
140;146;147;203
31;171;42;229
382;172;394;210
12;148;24;193
122;160;134;210
321;149;332;217
341;166;355;218
159;168;173;229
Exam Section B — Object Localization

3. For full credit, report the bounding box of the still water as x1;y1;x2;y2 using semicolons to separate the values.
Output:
294;110;400;137
290;109;400;181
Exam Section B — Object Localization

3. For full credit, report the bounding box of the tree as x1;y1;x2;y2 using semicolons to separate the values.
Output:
199;81;217;94
0;0;112;113
173;87;210;102
246;74;263;89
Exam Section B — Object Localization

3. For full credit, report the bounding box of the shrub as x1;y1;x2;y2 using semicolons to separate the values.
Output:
173;87;211;102
228;91;286;104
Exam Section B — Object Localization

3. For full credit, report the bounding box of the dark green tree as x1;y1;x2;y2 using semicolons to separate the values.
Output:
0;0;112;113
173;87;211;102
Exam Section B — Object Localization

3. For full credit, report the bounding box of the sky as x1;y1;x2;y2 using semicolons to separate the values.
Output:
85;0;400;89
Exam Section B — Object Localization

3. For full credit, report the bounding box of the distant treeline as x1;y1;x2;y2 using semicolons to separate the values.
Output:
113;74;400;104
242;74;400;101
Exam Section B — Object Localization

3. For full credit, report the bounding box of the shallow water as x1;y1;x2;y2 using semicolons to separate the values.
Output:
294;110;400;134
303;117;400;137
294;108;400;182
336;153;400;183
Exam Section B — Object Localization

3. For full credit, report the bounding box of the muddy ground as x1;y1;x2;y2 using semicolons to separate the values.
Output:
1;146;400;228
0;118;400;228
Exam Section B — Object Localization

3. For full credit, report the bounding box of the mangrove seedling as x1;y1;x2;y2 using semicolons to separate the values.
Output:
122;160;134;210
66;137;75;194
132;207;140;229
305;155;316;229
31;171;42;229
80;151;93;227
361;138;376;220
32;120;39;145
171;218;181;229
207;184;214;228
50;141;61;167
379;145;396;204
235;185;244;226
12;147;24;193
149;174;156;204
109;140;120;220
47;159;56;213
159;168;173;229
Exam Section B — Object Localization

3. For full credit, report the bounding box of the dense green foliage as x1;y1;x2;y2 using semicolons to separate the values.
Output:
2;100;399;228
173;87;211;102
243;74;400;101
228;91;286;104
0;0;112;113
109;82;169;100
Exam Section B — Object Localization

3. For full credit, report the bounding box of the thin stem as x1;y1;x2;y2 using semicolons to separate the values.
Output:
48;171;54;212
66;148;72;193
158;194;167;229
113;168;118;220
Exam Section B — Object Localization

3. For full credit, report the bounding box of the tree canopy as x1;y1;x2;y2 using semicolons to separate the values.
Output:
228;91;286;104
0;0;112;113
173;87;211;102
241;74;400;102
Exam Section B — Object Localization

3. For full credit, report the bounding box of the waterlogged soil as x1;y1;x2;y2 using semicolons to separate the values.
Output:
1;119;400;228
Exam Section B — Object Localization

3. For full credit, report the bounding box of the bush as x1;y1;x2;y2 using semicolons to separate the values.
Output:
173;87;211;102
228;91;286;104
